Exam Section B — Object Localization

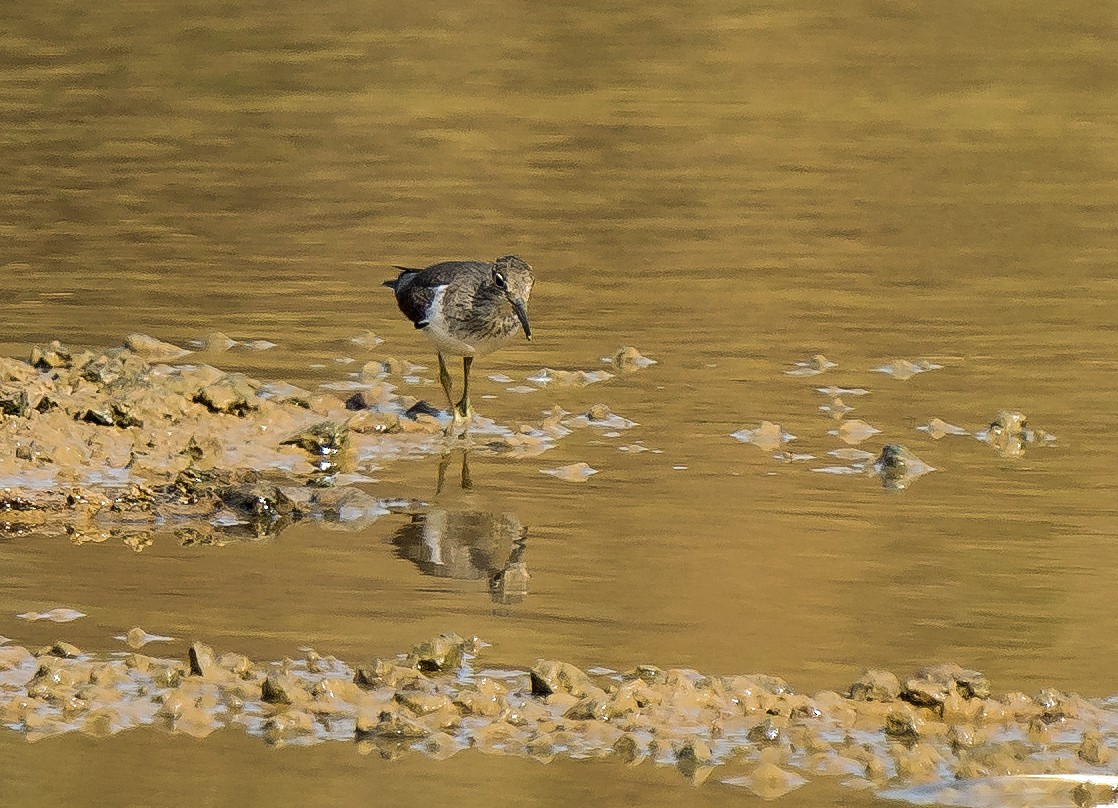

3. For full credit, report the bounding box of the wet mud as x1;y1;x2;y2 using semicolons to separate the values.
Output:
2;633;1117;807
0;336;642;546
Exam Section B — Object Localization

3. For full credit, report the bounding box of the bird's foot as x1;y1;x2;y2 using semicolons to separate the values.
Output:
442;405;474;438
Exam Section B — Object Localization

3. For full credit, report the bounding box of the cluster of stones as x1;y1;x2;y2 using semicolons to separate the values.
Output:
2;634;1117;803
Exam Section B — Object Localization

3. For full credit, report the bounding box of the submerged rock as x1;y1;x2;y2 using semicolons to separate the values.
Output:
835;419;881;445
606;345;657;372
918;417;969;439
874;444;935;490
731;421;791;452
16;608;86;623
979;410;1056;456
540;462;598;482
872;359;942;380
723;763;808;799
785;354;836;377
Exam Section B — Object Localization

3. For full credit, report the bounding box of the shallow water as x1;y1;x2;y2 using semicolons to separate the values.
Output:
2;0;1118;805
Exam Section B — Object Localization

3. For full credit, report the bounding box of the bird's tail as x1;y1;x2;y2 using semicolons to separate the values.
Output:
383;266;419;290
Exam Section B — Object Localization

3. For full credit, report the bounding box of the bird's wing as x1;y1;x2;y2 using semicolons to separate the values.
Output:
387;261;490;329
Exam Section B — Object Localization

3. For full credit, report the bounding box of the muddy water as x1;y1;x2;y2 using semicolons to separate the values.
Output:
2;0;1118;805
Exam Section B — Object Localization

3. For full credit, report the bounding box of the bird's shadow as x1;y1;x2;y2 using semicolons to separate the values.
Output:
389;451;530;604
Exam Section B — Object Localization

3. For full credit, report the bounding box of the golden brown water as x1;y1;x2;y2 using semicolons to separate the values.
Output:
2;1;1118;805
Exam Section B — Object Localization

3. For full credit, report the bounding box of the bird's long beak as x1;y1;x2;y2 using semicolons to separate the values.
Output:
510;297;532;340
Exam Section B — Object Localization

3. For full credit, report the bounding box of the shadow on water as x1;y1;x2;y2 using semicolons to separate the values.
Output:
390;452;530;605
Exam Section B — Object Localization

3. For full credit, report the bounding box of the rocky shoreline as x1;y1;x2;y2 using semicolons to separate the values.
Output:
2;632;1117;805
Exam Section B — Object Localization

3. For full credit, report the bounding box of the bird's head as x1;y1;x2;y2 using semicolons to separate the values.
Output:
491;255;534;340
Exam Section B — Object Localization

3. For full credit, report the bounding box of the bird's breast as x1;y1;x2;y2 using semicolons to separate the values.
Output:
420;286;520;357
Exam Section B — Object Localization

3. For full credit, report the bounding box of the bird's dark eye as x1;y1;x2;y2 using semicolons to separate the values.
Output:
494;272;508;289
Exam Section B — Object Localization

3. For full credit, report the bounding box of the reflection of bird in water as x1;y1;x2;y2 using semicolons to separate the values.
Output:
390;453;530;604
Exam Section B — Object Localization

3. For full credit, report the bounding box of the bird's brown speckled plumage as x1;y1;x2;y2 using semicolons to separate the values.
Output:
384;255;534;430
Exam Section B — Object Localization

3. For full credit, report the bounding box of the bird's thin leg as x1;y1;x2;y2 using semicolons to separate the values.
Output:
437;352;455;413
435;452;451;494
456;356;473;420
461;451;473;490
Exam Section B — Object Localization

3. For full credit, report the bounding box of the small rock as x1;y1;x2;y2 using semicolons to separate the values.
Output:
836;419;881;445
892;742;943;781
361;708;430;740
262;709;315;744
349;331;384;350
903;664;990;705
748;717;783;744
872;359;942;380
219;482;295;519
280;421;350;460
850;669;901;702
194;374;260;415
453;677;508;717
607;345;656;372
613;732;647;764
421;731;461;760
36;641;81;659
1072;782;1118;808
918;417;969;439
622;664;667;685
0;389;30;418
875;444;935;490
947;724;979;751
785;354;836;376
676;737;714;781
530;660;595;698
262;674;306;705
395;691;453;716
188;642;216;677
30;341;73;370
723;763;808;799
540;462;598;482
884;708;925;739
354;659;421;689
344;390;382;412
405;633;467;673
200;332;237;352
345;409;400;433
731;421;789;452
17;608;86;623
0;645;36;672
124;333;191;361
564;687;613;721
1078;731;1111;765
